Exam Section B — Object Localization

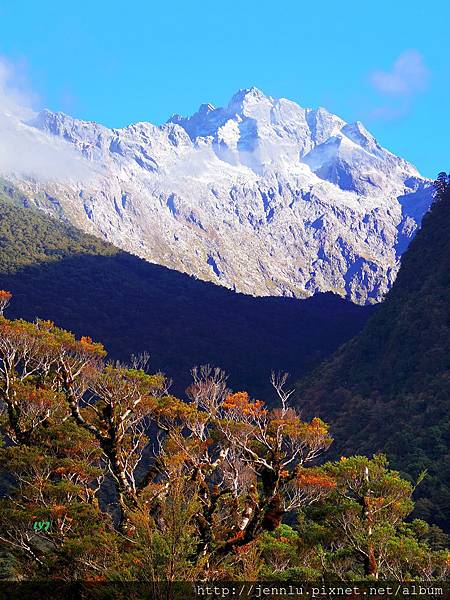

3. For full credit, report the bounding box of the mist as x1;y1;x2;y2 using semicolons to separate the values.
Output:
0;57;95;183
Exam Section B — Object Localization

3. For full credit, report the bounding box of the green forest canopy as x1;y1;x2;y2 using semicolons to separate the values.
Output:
297;172;450;531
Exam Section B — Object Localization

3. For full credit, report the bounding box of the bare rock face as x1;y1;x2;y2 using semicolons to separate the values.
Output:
3;87;433;304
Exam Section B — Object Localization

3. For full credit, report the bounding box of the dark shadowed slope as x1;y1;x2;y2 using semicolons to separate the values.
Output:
0;189;373;400
298;181;450;530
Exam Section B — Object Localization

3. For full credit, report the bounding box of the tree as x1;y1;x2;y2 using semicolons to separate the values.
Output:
0;399;118;578
296;455;450;580
59;359;183;525
168;367;335;569
434;171;449;200
0;316;104;445
0;291;11;317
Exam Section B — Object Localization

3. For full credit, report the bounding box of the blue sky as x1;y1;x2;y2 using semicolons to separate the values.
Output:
0;0;448;177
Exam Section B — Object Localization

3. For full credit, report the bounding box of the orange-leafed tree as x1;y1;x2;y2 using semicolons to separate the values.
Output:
0;314;119;577
0;311;189;529
159;367;334;567
65;360;188;521
0;290;12;316
0;317;105;445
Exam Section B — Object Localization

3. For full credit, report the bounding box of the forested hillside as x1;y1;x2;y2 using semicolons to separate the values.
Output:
298;173;450;530
0;186;372;399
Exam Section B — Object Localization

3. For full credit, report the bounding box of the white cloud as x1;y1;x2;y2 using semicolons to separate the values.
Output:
0;56;94;182
0;57;35;117
370;50;430;96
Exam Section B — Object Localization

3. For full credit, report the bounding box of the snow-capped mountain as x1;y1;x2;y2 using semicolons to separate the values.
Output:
2;87;432;304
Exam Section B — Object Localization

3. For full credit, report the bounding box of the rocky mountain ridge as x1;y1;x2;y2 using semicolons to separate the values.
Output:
2;87;433;303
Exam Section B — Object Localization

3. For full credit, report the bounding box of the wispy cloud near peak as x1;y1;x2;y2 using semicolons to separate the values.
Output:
370;50;430;96
0;56;94;182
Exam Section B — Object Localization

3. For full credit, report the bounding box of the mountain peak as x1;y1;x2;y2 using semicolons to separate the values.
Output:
228;86;269;103
227;86;273;116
